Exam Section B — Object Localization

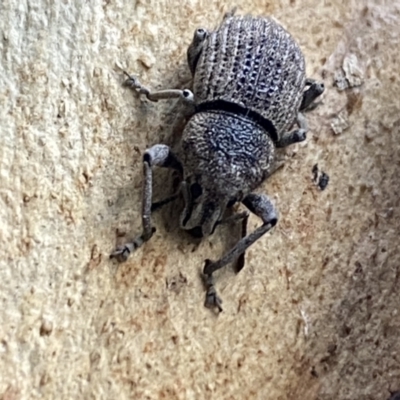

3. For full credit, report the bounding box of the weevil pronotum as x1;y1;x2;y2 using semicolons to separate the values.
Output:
110;10;324;312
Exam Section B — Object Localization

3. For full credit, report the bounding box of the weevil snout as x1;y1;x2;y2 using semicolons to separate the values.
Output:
179;178;226;238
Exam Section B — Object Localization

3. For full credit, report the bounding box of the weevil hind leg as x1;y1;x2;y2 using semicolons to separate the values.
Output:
223;7;237;20
276;112;308;148
110;144;183;263
203;194;278;312
187;28;208;75
300;80;325;111
276;79;324;148
123;72;195;105
187;8;238;76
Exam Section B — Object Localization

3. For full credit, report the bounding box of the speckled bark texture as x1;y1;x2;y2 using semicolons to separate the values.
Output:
1;1;399;399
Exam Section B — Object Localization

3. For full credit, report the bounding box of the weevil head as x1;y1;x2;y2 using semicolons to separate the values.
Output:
179;175;234;238
178;110;275;238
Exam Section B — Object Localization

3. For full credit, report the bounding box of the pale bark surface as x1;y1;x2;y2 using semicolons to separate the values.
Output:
1;1;399;399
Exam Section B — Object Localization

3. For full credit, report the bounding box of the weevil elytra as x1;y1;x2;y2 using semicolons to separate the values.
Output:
110;10;324;312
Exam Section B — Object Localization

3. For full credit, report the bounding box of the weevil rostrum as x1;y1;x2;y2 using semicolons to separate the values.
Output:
110;10;324;312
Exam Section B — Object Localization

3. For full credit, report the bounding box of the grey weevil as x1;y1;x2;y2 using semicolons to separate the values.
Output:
110;10;324;312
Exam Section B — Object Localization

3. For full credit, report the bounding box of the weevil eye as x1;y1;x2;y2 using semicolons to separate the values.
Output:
190;182;203;199
227;197;237;208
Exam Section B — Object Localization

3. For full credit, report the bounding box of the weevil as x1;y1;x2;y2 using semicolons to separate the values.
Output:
110;10;324;312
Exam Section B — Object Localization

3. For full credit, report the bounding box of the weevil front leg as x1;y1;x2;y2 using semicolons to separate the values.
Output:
203;193;278;312
123;72;195;105
110;144;182;263
215;211;250;272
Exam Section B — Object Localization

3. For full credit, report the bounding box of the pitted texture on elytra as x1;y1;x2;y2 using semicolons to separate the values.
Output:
193;15;306;136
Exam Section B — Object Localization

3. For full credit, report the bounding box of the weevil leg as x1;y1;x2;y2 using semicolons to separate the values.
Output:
276;79;324;148
187;28;208;75
203;272;223;313
214;211;250;273
150;193;180;212
204;194;278;274
187;8;238;75
123;72;195;105
276;112;308;148
215;211;249;227
235;212;250;273
265;155;286;178
110;144;183;262
300;80;325;111
223;7;237;20
305;78;316;86
203;194;278;311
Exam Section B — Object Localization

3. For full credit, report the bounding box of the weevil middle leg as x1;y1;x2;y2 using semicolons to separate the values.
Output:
123;72;195;105
276;77;324;149
275;112;308;148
